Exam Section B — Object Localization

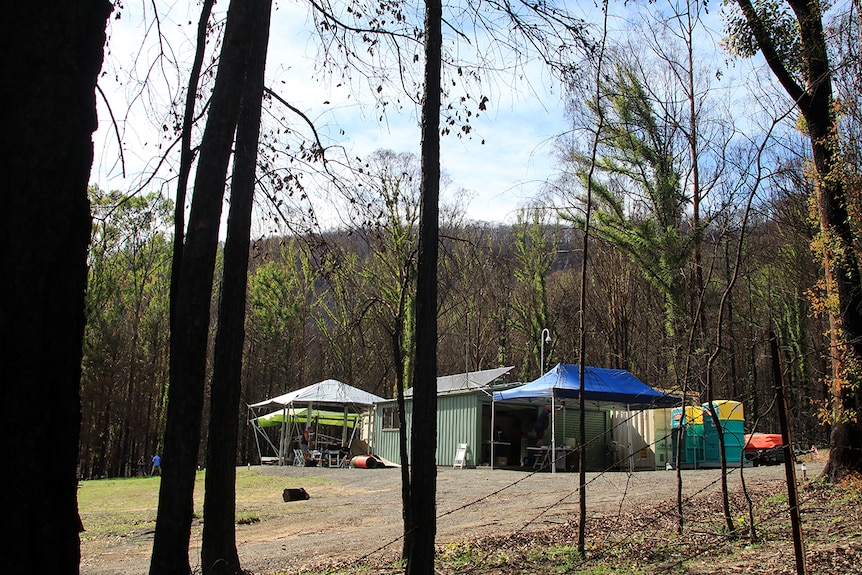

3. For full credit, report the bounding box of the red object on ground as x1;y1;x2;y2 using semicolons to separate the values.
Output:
351;455;379;469
743;433;784;451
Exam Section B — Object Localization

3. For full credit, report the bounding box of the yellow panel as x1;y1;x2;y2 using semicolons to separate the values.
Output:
703;400;744;421
673;406;703;425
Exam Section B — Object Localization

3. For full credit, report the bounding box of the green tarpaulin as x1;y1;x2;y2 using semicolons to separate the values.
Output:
254;407;360;428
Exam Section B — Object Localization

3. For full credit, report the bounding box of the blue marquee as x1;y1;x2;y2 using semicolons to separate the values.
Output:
493;363;680;409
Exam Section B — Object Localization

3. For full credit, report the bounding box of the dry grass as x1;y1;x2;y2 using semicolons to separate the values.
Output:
79;463;861;575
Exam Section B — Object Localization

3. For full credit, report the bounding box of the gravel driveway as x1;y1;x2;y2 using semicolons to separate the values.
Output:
81;461;817;575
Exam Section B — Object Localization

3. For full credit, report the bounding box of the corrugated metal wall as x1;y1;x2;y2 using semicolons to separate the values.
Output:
553;407;608;471
373;397;610;471
371;393;482;466
372;400;409;464
436;394;481;466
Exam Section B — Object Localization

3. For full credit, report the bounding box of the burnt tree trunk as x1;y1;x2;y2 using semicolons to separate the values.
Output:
170;0;216;328
394;323;413;560
201;1;272;573
2;0;112;571
150;1;257;573
201;0;272;575
406;0;442;571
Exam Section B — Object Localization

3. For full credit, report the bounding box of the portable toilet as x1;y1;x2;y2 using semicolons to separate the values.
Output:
702;401;745;466
671;406;704;467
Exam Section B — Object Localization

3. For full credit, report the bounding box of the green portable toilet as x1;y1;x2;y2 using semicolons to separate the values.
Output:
671;406;704;466
703;401;745;465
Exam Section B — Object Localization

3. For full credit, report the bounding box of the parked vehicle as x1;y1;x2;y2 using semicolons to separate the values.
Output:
743;433;809;466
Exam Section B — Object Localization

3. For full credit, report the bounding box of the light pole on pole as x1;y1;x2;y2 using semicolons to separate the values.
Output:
540;328;554;471
540;328;551;375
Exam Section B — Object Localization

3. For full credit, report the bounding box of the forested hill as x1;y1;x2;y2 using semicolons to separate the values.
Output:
80;185;825;478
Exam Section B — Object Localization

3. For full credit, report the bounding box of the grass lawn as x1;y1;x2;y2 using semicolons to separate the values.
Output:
78;469;326;539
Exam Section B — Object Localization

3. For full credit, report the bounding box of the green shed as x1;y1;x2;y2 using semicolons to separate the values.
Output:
372;367;513;467
371;367;611;471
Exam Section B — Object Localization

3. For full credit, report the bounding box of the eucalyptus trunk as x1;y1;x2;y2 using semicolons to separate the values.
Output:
151;0;258;571
734;0;862;479
406;0;442;571
3;0;111;570
201;1;271;573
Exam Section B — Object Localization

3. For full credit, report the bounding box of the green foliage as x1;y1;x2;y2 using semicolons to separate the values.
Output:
337;149;422;393
722;0;802;77
568;67;693;340
248;260;304;341
248;253;305;347
762;491;788;505
545;544;584;571
314;246;369;377
440;541;480;566
510;208;557;377
235;513;260;525
80;186;173;478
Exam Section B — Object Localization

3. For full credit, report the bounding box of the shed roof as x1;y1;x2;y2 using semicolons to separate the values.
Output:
402;366;515;398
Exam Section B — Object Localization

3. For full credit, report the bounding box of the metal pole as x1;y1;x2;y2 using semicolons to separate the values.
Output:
250;407;263;464
770;331;807;575
542;328;553;472
491;398;496;469
627;404;633;472
551;394;556;474
280;405;287;465
540;341;544;376
342;406;349;446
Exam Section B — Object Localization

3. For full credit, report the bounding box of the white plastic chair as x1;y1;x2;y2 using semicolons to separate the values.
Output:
293;449;305;467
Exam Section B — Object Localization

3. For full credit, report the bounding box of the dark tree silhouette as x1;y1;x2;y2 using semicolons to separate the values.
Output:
406;0;442;571
170;0;215;329
2;0;112;571
150;0;262;572
201;1;272;573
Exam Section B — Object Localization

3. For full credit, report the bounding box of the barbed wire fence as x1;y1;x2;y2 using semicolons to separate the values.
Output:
347;406;818;571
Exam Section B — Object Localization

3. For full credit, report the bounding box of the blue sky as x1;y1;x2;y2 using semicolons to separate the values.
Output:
92;0;579;227
91;0;763;229
91;3;580;228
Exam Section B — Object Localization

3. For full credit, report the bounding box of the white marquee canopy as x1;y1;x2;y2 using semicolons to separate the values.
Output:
250;379;385;410
249;379;385;465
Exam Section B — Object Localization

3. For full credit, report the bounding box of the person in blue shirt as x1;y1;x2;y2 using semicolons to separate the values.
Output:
151;454;161;476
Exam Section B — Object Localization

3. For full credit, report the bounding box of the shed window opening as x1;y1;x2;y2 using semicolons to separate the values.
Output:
382;406;400;430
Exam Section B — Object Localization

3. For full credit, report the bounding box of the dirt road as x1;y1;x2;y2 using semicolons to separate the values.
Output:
81;462;814;575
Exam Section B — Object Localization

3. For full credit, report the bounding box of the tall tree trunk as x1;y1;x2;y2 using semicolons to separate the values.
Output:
170;0;216;328
735;0;862;479
150;1;257;572
678;0;707;345
2;0;111;570
577;1;610;554
406;0;442;571
394;323;413;560
806;90;862;478
201;1;272;574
